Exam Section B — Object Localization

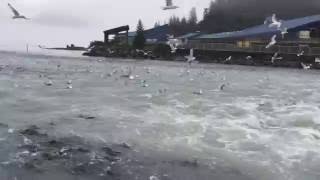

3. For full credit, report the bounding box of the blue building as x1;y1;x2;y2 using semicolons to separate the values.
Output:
121;24;170;45
187;15;320;56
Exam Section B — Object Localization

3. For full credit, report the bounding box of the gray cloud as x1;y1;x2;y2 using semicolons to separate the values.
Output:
0;0;211;50
32;12;89;27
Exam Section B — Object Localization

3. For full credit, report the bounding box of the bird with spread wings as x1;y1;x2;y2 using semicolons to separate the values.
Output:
8;3;29;20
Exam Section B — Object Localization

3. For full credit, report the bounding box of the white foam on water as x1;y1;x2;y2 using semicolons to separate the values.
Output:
1;51;320;179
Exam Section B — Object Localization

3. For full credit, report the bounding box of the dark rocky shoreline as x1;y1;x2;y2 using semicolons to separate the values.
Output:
83;46;320;70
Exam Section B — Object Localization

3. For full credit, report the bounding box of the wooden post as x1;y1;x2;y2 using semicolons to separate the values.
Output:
105;33;109;44
126;30;129;45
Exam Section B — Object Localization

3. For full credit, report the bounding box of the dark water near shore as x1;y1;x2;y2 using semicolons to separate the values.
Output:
0;50;320;180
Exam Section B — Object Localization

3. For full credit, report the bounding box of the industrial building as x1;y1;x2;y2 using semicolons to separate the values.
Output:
111;24;170;45
185;15;320;56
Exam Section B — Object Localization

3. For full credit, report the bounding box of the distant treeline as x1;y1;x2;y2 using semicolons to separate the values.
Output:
166;0;320;36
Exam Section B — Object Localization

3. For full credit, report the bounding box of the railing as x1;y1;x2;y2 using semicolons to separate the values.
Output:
186;41;320;56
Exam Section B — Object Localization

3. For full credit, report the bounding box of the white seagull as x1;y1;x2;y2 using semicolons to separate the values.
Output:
185;49;196;64
23;136;32;145
141;80;149;87
8;128;14;133
162;0;179;10
268;14;281;29
67;85;73;89
167;38;181;53
266;35;277;49
297;50;304;57
193;89;203;95
281;28;288;38
66;80;73;89
301;62;312;70
271;52;283;64
8;3;29;20
225;56;232;62
44;80;53;86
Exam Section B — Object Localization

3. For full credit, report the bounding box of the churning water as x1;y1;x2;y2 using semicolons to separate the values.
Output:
0;50;319;180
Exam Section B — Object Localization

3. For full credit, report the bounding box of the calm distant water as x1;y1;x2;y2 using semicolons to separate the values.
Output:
0;50;320;180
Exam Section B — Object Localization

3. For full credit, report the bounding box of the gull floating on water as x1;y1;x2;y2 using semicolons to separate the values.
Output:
23;136;32;145
149;175;160;180
266;35;277;49
162;0;179;10
66;84;73;89
268;14;281;29
220;84;227;91
8;3;29;20
8;128;14;133
44;80;53;86
141;80;149;87
129;75;135;80
193;89;203;95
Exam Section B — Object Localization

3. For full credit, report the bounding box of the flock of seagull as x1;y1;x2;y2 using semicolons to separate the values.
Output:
166;13;316;70
5;1;315;70
264;14;315;69
25;53;230;97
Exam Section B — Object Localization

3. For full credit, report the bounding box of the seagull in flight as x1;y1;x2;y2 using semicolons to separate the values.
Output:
266;35;277;49
162;0;179;10
8;3;29;20
225;56;232;62
297;50;304;57
271;52;283;64
268;14;281;29
167;38;181;53
185;48;196;65
281;28;288;39
301;62;312;70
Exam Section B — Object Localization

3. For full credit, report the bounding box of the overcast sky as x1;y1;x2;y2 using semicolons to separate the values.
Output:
0;0;211;50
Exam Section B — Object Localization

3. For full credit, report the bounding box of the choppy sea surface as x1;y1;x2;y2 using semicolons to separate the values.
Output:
0;50;320;180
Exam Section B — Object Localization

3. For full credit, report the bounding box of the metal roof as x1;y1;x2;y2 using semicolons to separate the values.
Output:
104;25;129;34
197;14;320;39
177;32;201;39
128;25;169;42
